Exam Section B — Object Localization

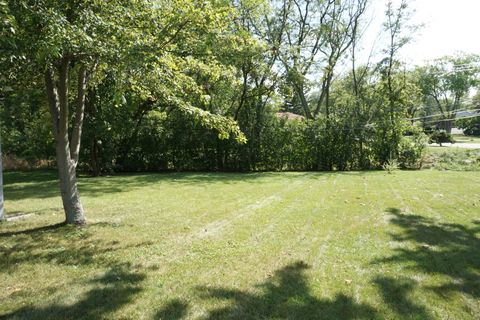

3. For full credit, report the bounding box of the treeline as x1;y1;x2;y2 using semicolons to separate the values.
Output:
77;74;428;173
1;0;479;174
2;71;428;172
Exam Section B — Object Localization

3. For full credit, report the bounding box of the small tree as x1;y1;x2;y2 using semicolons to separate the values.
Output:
374;0;416;164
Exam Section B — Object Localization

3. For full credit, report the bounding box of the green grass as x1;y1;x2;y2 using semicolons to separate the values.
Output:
1;170;479;319
452;134;480;144
425;147;480;170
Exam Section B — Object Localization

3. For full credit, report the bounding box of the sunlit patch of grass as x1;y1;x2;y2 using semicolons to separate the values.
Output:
425;148;480;170
452;134;480;144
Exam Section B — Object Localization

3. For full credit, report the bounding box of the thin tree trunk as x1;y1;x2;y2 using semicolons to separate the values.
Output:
296;85;313;119
86;89;101;176
45;59;86;225
90;138;101;177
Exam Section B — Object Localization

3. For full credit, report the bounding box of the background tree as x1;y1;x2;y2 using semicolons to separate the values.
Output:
263;0;368;119
456;89;480;136
417;54;480;133
373;0;415;163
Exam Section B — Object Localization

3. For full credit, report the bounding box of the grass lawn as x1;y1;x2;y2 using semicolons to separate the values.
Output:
1;170;479;319
426;146;480;155
452;134;480;144
425;147;480;171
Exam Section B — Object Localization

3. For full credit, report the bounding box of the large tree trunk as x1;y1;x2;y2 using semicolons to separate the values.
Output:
45;57;87;225
55;133;85;224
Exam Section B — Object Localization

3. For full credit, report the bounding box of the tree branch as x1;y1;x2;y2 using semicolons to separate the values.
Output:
70;64;88;167
58;55;70;137
44;68;60;134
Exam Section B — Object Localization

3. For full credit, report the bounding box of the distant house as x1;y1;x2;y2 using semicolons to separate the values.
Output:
275;112;305;121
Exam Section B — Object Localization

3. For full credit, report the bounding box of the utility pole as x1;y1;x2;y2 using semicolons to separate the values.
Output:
0;95;4;221
0;133;4;222
0;93;6;221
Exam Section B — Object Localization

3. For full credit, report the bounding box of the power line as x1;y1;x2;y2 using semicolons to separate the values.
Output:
423;62;480;69
408;108;480;121
420;63;480;76
419;113;480;125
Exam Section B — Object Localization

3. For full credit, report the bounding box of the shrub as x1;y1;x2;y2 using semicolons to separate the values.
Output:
382;159;400;173
429;130;454;146
398;127;428;169
457;117;480;136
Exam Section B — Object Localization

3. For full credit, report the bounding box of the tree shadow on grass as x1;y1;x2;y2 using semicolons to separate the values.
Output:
3;170;59;184
376;208;480;299
374;276;432;319
156;261;377;320
155;299;189;320
0;263;146;320
0;222;66;237
0;222;150;271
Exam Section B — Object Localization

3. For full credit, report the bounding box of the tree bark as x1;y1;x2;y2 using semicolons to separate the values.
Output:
45;59;86;225
294;83;313;119
55;132;86;224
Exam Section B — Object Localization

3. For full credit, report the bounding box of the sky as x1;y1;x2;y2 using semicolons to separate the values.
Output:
360;0;480;66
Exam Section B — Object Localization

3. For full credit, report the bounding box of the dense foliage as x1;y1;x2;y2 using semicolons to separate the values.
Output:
458;117;480;136
0;0;432;174
456;91;480;136
79;103;428;172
